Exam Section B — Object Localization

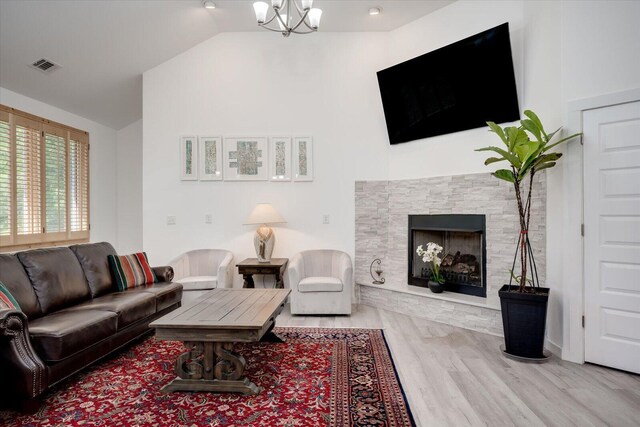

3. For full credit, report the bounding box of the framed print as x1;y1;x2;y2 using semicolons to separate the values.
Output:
199;136;223;181
293;136;313;181
269;136;291;181
223;137;268;181
180;136;198;180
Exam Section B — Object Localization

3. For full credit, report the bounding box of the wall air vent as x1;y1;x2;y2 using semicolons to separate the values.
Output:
30;58;61;73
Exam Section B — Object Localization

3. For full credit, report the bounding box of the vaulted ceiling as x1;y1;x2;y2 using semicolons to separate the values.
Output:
0;0;454;129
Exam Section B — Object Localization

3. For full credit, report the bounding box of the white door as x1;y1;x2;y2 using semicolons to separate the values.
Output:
584;100;640;374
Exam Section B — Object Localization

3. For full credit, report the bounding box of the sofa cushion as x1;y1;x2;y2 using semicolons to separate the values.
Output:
69;242;118;297
298;277;343;293
126;282;183;312
0;254;42;319
108;252;157;291
61;291;156;329
28;310;118;361
17;247;91;314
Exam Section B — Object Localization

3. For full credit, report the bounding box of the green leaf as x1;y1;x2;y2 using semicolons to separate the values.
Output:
514;128;530;147
515;140;541;180
487;121;508;147
504;126;518;152
533;152;562;167
536;162;556;172
535;161;556;171
521;119;543;143
524;110;547;139
546;127;562;143
484;157;506;166
476;146;522;168
515;140;540;163
542;133;582;152
493;169;516;183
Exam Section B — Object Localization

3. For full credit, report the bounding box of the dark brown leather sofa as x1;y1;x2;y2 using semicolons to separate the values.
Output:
0;242;182;412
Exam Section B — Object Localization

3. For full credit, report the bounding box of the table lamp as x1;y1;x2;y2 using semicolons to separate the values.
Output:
244;203;286;263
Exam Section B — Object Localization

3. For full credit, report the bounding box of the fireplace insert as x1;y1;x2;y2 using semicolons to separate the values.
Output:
408;214;486;297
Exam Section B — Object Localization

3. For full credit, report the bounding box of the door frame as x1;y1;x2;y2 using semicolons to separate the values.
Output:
562;87;640;364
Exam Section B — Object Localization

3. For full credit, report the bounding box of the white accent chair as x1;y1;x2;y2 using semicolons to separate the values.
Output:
287;250;352;315
170;249;234;306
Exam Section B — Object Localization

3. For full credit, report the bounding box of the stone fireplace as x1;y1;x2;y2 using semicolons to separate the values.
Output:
408;214;486;297
354;172;546;336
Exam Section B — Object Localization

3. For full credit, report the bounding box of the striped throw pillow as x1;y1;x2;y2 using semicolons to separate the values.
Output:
0;281;21;311
108;252;158;291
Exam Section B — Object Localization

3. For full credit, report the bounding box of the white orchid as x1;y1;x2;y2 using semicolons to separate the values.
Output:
416;241;445;284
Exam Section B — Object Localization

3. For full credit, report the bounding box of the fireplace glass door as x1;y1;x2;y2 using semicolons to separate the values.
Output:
408;215;486;297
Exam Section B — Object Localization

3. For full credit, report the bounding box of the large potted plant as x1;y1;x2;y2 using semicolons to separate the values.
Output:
476;110;580;359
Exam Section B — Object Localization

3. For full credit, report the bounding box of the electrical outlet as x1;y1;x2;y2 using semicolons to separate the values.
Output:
205;214;213;224
323;214;330;224
166;215;176;226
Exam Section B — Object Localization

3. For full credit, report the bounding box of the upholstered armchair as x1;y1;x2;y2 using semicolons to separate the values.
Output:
287;250;353;315
169;249;234;299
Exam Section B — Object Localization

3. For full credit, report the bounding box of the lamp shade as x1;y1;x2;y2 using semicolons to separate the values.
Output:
244;203;286;225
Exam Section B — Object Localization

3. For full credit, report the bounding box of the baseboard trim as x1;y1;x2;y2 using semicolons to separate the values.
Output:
544;338;562;357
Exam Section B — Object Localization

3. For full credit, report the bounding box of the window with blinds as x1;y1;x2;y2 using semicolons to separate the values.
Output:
0;105;90;250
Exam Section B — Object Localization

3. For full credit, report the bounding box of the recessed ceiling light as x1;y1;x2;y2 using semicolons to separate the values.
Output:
369;7;382;16
202;0;216;9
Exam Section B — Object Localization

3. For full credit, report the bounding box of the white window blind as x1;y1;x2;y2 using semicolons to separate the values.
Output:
0;111;11;241
69;132;89;238
0;105;90;250
44;125;67;236
15;116;43;243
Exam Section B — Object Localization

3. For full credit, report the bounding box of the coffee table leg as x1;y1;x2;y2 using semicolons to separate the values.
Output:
260;322;285;343
173;341;207;379
161;341;260;395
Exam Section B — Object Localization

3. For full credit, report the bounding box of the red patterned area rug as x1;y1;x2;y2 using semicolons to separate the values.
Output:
1;328;415;427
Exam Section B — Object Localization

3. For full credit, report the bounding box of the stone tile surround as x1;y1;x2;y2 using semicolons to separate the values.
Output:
355;172;546;335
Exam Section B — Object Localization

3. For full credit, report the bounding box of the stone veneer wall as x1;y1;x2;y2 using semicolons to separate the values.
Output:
355;172;546;335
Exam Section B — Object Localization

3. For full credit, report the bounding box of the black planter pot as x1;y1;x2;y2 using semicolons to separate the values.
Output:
499;284;549;359
428;281;444;293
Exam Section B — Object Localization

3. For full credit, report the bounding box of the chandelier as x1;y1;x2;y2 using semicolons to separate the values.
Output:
253;1;322;37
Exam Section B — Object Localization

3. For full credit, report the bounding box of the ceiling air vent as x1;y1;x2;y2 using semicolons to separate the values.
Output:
30;58;61;73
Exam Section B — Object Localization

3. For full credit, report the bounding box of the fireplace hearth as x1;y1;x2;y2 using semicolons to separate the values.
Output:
408;214;486;297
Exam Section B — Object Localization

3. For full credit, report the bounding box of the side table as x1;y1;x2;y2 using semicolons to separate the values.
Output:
236;258;288;289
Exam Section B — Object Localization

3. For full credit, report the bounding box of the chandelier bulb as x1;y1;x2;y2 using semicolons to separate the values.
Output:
308;8;322;29
253;2;269;23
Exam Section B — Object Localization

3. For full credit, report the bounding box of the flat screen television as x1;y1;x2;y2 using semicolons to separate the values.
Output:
377;23;520;145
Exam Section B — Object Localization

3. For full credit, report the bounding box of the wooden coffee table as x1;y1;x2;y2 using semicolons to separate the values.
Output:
150;288;290;395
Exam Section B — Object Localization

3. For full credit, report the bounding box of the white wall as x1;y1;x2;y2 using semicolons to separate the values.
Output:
558;0;640;361
141;0;640;356
0;87;118;246
143;32;390;284
561;0;640;104
116;119;143;253
386;0;527;180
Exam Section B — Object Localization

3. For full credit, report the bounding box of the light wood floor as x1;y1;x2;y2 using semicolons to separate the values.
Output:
277;304;640;427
